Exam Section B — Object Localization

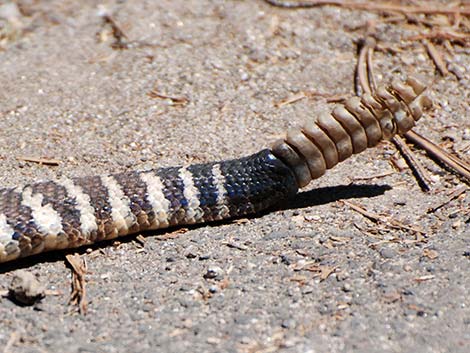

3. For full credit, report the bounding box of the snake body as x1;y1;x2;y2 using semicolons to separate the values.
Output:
0;77;431;263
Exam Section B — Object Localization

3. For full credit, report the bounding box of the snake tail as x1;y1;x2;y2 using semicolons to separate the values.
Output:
0;77;432;263
271;77;432;187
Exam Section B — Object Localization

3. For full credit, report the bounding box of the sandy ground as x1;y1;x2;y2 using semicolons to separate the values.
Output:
0;0;469;352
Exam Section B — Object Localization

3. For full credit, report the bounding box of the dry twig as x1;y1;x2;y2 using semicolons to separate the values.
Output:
274;91;346;107
404;130;470;183
264;0;470;16
223;241;248;251
392;135;432;191
134;234;146;247
355;35;377;95
291;261;337;281
102;14;128;49
3;332;19;353
155;228;188;240
147;89;189;105
414;275;435;282
350;170;395;181
66;254;88;315
427;185;467;213
274;92;306;107
341;200;426;235
354;32;432;191
408;30;470;44
16;156;60;166
423;40;449;76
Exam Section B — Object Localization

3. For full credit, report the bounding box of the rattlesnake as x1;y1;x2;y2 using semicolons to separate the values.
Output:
0;77;432;263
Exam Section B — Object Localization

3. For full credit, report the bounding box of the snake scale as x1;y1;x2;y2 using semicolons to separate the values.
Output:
0;77;432;264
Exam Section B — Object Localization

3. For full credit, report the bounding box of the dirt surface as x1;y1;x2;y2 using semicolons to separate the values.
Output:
0;1;469;352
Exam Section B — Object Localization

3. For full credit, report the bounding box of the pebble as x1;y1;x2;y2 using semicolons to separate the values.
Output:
281;319;296;329
248;48;268;63
380;247;397;259
203;266;224;280
240;71;250;81
463;128;470;141
402;288;415;296
290;240;312;250
280;254;293;265
301;286;314;295
206;337;221;345
185;250;197;259
178;298;200;308
8;270;45;306
263;230;289;240
318;303;335;315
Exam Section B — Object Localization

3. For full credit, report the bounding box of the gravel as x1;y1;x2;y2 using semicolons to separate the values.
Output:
0;1;469;352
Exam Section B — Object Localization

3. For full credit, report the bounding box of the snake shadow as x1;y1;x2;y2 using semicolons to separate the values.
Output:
281;183;392;210
0;183;391;273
